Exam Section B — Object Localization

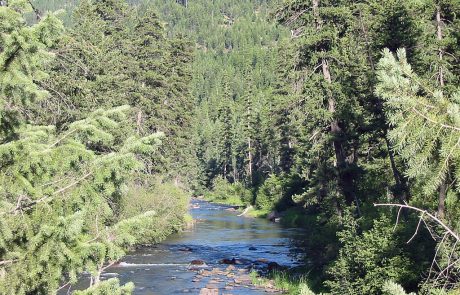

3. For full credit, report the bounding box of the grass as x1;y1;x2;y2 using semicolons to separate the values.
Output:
245;206;270;218
183;213;195;229
250;270;318;295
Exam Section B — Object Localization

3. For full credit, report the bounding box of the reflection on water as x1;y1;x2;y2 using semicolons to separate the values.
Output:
65;200;307;294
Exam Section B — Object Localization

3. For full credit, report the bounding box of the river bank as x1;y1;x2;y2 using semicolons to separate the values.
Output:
199;194;312;228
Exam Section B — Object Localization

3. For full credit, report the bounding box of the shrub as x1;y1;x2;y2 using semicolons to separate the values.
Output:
255;173;299;211
205;177;252;206
118;176;190;244
382;281;415;295
325;213;414;295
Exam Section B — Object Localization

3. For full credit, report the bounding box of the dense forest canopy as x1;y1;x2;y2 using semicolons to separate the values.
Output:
1;0;460;294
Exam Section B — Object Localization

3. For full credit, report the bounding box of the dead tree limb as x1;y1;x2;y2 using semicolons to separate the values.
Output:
374;203;460;241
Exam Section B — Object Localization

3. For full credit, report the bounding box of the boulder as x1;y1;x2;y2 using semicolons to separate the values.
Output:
267;262;282;271
267;211;280;221
190;259;206;265
220;258;236;264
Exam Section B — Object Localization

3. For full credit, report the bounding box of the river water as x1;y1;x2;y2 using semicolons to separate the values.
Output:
69;199;306;294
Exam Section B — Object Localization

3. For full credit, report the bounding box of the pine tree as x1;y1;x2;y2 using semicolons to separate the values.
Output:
0;0;62;138
0;2;167;293
274;0;363;213
216;78;234;180
407;0;460;218
376;48;460;223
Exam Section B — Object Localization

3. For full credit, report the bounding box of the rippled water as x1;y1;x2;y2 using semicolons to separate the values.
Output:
66;199;307;294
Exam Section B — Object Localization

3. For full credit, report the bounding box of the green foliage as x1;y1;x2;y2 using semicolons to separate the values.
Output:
117;176;190;244
251;269;328;295
0;1;191;294
383;281;416;295
0;105;165;293
326;214;413;294
7;0;460;293
73;279;134;295
34;0;194;179
0;0;63;138
255;173;297;211
376;49;460;197
205;177;252;206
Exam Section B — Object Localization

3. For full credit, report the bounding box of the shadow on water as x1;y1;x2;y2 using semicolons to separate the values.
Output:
64;199;308;294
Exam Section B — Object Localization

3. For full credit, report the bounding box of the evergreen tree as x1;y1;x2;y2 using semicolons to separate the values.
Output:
376;48;460;227
0;2;169;293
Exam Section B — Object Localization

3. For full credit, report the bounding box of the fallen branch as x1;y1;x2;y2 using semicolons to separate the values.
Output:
238;206;253;217
374;203;460;241
376;202;460;290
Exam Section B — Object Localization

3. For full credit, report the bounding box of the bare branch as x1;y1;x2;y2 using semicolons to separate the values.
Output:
47;129;78;149
374;203;460;241
0;259;17;266
427;232;449;284
407;212;424;243
393;207;402;232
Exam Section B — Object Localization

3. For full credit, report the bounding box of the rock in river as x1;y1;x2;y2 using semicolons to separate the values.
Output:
199;287;218;295
190;259;207;267
220;258;236;264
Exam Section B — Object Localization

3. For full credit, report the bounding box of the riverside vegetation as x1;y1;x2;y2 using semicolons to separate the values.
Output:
2;0;460;294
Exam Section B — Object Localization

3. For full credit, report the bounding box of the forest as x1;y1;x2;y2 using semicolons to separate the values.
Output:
1;0;460;294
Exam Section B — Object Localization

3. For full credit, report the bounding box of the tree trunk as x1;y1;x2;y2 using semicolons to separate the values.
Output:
438;180;447;219
358;9;410;204
437;6;444;88
436;5;448;218
247;97;253;185
313;0;359;214
385;133;410;203
233;157;238;182
136;110;142;135
248;137;253;183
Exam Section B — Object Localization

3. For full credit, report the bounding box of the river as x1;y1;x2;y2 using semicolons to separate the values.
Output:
69;199;306;294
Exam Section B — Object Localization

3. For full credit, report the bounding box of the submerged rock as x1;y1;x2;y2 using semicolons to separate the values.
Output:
199;287;218;295
226;265;236;271
178;246;193;252
267;261;282;271
189;259;208;269
267;211;280;221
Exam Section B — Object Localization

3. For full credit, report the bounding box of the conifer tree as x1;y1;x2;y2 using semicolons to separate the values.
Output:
274;0;362;213
408;0;460;218
0;2;166;293
376;48;460;223
216;80;234;180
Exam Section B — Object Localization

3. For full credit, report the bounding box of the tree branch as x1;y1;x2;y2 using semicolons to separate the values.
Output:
374;203;460;241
